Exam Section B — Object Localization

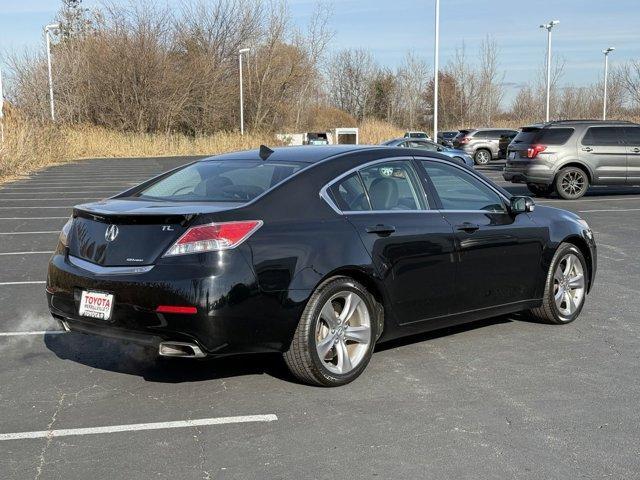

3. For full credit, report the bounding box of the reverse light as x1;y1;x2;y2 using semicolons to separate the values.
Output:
163;220;263;257
527;144;547;159
59;217;74;247
156;305;198;314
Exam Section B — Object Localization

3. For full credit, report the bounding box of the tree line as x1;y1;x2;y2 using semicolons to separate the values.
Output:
6;0;640;135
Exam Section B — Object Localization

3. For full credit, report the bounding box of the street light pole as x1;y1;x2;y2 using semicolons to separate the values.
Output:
432;0;440;140
44;23;60;122
602;47;615;120
0;66;4;143
238;48;250;135
539;20;559;122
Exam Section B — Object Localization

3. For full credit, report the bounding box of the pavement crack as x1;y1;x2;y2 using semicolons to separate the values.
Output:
34;392;66;480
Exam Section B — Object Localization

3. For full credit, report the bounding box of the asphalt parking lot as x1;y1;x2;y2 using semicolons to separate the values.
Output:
1;156;639;479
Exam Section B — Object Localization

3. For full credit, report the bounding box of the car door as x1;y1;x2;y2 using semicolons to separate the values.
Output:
579;126;627;184
624;126;640;184
418;159;547;312
326;158;457;324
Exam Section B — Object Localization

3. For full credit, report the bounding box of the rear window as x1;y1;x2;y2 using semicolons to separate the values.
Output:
136;160;303;202
512;127;574;145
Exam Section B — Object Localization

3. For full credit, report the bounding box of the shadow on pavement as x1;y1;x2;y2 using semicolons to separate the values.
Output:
44;332;291;383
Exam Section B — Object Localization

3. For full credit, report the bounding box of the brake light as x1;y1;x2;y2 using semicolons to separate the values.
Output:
527;144;547;159
59;216;73;247
164;220;262;257
459;136;471;144
156;305;198;314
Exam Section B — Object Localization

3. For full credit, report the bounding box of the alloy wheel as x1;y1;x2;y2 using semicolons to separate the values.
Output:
475;150;490;164
553;253;585;317
315;291;372;375
560;170;586;197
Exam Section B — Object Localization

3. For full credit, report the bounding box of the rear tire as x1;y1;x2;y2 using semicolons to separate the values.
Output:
527;243;588;324
555;167;589;199
474;149;491;165
283;277;378;387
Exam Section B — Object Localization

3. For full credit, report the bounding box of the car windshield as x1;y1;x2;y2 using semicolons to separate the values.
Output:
135;160;303;202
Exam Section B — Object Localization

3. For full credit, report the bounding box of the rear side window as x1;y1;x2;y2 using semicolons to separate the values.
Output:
359;161;426;211
137;160;303;202
329;173;370;211
473;131;490;139
582;127;625;146
625;127;640;145
537;128;574;145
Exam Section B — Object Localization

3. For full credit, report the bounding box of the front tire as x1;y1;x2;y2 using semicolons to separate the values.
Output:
474;149;491;165
527;243;588;324
555;167;589;199
284;277;378;387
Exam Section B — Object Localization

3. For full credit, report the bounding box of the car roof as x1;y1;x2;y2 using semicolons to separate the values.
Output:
201;145;372;164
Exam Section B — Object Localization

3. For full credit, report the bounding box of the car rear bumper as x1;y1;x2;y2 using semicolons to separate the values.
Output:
503;161;555;185
46;251;305;356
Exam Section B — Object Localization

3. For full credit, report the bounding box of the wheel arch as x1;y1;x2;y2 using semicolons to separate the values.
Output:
555;161;594;183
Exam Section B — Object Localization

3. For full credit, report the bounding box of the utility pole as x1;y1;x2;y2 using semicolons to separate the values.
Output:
602;47;615;120
432;0;440;140
44;23;61;121
539;20;559;122
239;48;250;135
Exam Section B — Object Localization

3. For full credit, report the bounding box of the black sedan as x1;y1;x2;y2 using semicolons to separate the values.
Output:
47;145;597;386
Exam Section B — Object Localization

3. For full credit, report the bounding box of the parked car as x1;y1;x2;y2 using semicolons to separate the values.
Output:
437;131;459;147
503;120;640;199
453;128;519;165
404;131;431;140
47;145;596;386
381;138;474;167
498;131;518;159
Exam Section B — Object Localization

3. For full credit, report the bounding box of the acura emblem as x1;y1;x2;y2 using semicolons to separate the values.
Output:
105;225;119;242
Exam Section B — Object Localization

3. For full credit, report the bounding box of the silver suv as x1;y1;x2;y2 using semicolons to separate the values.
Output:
503;120;640;199
453;128;519;165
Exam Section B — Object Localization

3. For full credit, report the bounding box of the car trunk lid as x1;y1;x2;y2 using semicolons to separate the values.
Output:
69;199;242;266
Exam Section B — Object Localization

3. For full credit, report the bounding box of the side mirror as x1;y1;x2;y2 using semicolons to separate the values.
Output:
510;196;535;214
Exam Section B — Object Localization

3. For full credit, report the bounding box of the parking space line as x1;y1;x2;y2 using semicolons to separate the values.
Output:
0;231;59;235
579;208;640;213
0;251;53;256
0;206;73;209
0;414;279;441
0;198;101;201
0;217;68;220
0;331;64;337
537;196;640;204
0;281;46;286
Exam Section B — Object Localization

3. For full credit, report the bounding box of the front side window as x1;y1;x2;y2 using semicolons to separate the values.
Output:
581;127;625;146
136;160;303;202
359;161;426;211
421;161;506;212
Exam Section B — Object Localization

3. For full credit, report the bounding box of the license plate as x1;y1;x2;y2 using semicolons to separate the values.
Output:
79;291;114;321
509;151;517;160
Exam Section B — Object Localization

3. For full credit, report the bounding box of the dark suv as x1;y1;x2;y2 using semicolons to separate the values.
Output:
453;128;519;165
503;120;640;199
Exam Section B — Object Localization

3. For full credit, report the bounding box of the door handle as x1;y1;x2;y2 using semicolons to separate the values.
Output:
633;147;640;153
582;147;593;152
456;222;480;233
365;224;396;235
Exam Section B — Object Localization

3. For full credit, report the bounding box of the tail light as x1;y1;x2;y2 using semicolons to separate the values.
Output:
156;305;198;314
459;136;471;144
59;217;74;247
526;144;547;159
164;220;262;257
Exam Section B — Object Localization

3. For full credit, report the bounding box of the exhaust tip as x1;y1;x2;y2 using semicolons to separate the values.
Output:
159;341;205;358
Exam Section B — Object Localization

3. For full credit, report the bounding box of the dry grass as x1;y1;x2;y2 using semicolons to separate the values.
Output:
0;115;278;183
358;118;404;144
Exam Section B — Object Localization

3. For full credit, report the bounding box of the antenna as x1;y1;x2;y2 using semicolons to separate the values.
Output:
259;145;274;160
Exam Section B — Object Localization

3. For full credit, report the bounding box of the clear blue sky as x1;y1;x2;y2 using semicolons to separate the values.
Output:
1;0;639;103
